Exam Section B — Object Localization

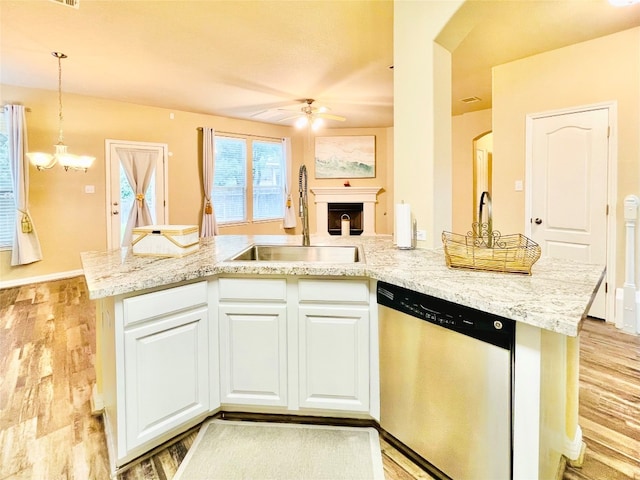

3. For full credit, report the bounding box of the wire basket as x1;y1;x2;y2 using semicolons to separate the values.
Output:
442;225;541;275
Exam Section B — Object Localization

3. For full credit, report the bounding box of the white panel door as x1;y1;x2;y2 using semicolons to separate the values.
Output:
124;307;209;451
219;304;288;406
529;108;609;318
106;140;168;249
298;305;369;412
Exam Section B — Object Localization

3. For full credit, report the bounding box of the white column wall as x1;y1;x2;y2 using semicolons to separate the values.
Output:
393;1;462;248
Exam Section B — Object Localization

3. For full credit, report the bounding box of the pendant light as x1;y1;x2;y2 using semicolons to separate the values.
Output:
27;52;95;172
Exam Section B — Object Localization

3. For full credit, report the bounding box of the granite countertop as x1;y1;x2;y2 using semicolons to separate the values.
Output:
80;234;605;337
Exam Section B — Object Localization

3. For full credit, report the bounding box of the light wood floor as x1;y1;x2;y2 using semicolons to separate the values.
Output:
0;277;638;479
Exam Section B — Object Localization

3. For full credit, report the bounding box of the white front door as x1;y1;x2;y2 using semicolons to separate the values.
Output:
106;140;168;249
528;107;609;318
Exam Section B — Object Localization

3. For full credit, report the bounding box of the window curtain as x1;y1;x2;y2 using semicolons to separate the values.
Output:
6;105;43;266
282;137;296;229
117;147;157;247
201;127;218;237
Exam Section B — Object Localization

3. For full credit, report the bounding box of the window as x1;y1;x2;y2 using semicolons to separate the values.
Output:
253;140;284;221
212;135;284;224
0;113;14;249
213;137;247;223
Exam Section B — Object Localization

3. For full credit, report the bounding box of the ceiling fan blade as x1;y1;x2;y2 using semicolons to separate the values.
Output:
276;106;302;111
251;109;288;119
318;113;346;121
277;114;303;122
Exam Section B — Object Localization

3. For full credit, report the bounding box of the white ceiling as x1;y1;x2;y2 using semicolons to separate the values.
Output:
1;0;639;128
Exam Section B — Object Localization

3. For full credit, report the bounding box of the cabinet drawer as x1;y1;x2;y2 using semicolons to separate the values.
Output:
123;281;207;326
298;279;369;304
218;277;287;302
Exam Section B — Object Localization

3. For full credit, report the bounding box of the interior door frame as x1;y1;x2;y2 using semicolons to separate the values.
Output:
524;101;618;323
105;139;170;250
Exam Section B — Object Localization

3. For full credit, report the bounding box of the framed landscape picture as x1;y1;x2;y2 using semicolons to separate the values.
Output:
315;135;375;178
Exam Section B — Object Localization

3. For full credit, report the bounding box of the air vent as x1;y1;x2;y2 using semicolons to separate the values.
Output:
50;0;79;8
460;96;482;104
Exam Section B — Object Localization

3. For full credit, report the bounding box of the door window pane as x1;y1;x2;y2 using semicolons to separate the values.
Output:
119;167;157;246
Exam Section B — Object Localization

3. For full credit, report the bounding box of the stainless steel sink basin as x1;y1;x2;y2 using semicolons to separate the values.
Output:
228;244;363;263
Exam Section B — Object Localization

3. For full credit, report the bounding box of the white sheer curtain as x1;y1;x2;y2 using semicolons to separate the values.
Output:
282;137;296;229
117;147;157;246
201;127;218;237
5;105;43;266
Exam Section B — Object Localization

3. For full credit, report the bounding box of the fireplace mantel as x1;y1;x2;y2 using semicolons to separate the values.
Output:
311;186;382;236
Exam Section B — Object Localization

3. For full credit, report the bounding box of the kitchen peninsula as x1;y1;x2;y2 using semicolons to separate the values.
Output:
81;234;604;479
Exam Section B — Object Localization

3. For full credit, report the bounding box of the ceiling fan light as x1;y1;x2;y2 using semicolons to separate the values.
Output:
608;0;640;5
311;117;324;131
295;116;308;129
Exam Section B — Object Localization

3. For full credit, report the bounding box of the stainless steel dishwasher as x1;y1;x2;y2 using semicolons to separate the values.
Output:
377;281;514;480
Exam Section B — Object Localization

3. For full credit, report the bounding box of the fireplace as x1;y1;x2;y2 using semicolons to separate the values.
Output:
328;203;363;236
310;186;382;236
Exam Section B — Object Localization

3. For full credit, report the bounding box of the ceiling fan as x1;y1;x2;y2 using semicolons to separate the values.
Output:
278;99;346;130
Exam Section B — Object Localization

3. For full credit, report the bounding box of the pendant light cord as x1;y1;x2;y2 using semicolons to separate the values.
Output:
53;52;67;145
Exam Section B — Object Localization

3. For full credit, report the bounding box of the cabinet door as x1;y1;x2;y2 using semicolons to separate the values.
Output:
219;304;288;406
124;307;209;451
298;305;369;412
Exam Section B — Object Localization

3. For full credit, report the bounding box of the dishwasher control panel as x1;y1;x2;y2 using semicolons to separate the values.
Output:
377;281;514;350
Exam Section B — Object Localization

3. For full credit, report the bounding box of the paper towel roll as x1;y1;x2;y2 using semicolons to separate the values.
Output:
341;214;350;236
396;203;413;249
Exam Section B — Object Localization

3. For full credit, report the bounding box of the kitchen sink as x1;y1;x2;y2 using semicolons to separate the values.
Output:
227;244;363;263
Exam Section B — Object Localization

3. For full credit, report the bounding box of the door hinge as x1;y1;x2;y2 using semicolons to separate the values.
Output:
605;282;608;293
606;204;609;215
607;126;611;138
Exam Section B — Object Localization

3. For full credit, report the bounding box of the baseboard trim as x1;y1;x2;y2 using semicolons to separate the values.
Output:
615;287;640;334
564;425;584;462
0;269;84;289
566;441;587;468
113;422;203;479
379;430;450;480
90;384;104;416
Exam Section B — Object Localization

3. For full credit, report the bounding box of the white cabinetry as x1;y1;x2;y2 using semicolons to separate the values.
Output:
215;276;374;416
218;278;288;406
100;281;213;470
99;275;376;474
298;279;370;412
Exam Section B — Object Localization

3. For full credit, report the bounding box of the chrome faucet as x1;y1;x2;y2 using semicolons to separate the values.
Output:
478;191;494;247
298;164;310;246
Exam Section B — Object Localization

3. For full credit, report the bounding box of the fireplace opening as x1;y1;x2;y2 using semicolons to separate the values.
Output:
328;203;363;236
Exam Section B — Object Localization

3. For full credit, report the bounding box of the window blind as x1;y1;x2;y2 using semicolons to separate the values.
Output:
0;113;14;248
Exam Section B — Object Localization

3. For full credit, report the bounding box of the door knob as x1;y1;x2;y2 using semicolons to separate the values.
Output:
534;218;542;225
112;210;119;215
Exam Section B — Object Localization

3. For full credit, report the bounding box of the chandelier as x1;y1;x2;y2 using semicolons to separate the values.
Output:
27;52;95;172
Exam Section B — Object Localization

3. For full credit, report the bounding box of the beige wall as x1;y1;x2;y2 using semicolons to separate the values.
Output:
451;108;492;233
492;27;640;288
0;85;392;284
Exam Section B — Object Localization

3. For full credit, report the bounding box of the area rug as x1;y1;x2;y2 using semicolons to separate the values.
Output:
173;419;385;480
